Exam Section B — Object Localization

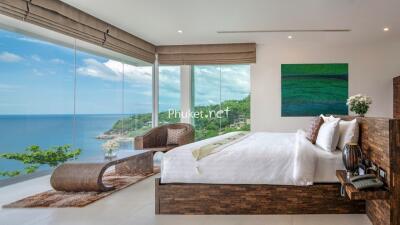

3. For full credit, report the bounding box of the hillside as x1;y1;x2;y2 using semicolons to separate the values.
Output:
105;95;250;140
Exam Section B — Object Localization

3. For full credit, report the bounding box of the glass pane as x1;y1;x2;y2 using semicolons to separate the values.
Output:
192;65;222;140
159;66;180;125
0;29;75;178
121;63;153;149
192;65;251;141
220;65;251;133
0;27;154;180
75;51;123;158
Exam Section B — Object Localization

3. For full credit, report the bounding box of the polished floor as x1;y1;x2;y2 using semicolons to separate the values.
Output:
0;175;372;225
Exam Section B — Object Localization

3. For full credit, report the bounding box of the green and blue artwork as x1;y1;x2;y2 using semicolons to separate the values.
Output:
281;63;348;116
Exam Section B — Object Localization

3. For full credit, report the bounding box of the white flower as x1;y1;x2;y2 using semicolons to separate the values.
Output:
347;94;372;115
102;139;120;151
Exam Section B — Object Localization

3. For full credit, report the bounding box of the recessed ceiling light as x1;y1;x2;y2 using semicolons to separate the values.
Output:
177;30;183;34
383;27;389;32
288;35;293;39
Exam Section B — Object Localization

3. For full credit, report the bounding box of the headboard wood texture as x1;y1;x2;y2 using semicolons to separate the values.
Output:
340;116;399;225
393;76;400;118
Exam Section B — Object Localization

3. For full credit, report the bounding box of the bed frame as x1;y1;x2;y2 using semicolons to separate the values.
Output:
155;117;400;225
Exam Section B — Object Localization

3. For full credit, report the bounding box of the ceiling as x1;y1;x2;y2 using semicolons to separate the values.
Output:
61;0;400;46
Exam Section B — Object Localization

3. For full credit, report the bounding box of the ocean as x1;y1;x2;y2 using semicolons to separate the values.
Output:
0;114;133;179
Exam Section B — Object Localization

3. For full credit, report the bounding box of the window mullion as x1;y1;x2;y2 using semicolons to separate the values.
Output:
152;55;159;127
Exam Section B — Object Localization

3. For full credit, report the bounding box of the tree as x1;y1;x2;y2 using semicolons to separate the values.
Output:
0;145;81;177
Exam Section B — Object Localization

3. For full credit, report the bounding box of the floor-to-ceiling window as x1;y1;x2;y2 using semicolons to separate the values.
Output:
121;63;153;143
158;66;181;125
0;29;75;177
0;27;153;179
75;51;123;159
0;23;252;179
192;65;251;140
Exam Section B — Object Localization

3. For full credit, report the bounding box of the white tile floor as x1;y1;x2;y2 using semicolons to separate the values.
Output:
0;175;372;225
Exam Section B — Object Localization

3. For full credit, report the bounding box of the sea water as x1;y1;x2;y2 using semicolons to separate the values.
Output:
0;114;132;179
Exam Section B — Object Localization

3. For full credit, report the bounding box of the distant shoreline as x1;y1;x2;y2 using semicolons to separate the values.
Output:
0;114;140;141
0;114;145;117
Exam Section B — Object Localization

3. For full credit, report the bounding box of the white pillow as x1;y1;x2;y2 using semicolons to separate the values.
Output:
337;119;359;150
316;118;340;152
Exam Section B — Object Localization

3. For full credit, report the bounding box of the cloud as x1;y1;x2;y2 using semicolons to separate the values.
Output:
158;65;250;108
123;63;152;84
18;37;56;46
33;69;44;76
31;54;41;62
77;58;122;81
0;51;23;62
77;58;152;85
50;58;65;64
0;83;21;92
159;66;180;104
76;60;249;108
193;65;250;106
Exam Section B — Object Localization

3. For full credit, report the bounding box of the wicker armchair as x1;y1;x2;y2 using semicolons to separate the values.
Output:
134;123;195;154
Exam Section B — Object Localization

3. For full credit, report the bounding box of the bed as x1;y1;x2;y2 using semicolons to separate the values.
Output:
155;117;400;225
161;131;344;185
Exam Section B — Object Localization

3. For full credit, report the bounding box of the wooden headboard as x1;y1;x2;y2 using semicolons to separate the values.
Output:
340;116;400;225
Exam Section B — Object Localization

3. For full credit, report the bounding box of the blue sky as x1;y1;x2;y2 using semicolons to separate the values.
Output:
0;28;250;115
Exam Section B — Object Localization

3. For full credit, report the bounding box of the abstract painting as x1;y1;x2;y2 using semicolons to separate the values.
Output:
281;63;348;116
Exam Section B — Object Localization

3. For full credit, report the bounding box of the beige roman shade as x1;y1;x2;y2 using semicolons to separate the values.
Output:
0;0;156;63
156;43;256;65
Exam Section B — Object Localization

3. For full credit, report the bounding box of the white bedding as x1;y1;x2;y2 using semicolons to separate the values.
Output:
314;148;345;182
161;131;342;185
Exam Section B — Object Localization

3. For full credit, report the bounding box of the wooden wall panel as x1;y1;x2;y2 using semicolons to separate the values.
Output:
341;117;399;225
360;118;391;225
367;200;390;225
389;119;400;225
393;77;400;118
359;118;390;184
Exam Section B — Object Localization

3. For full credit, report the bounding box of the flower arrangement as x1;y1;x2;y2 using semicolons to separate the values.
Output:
346;94;372;117
102;139;120;158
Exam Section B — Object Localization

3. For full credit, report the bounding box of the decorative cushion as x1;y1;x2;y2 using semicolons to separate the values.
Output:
320;114;336;122
337;119;359;150
316;118;341;152
306;117;324;144
166;128;186;145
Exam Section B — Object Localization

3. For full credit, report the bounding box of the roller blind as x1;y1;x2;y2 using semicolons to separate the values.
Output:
156;43;256;65
0;0;156;63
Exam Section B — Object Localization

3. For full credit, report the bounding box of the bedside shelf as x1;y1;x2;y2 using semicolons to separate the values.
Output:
336;170;390;200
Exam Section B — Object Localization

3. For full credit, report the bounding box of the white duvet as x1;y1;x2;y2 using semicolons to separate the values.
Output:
161;130;319;186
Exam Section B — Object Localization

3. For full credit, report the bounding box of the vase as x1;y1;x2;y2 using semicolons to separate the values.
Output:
104;148;118;159
342;143;362;179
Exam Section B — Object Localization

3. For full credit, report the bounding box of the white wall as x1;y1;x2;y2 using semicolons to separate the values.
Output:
251;41;400;132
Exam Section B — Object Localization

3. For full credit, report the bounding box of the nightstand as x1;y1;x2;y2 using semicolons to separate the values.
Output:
336;170;390;200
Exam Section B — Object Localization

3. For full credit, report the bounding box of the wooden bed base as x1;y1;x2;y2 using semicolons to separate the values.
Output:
155;117;400;225
155;179;365;214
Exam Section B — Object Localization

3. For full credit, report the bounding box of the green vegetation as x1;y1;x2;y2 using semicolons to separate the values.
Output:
107;95;251;141
193;95;250;140
105;110;181;137
0;145;81;177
